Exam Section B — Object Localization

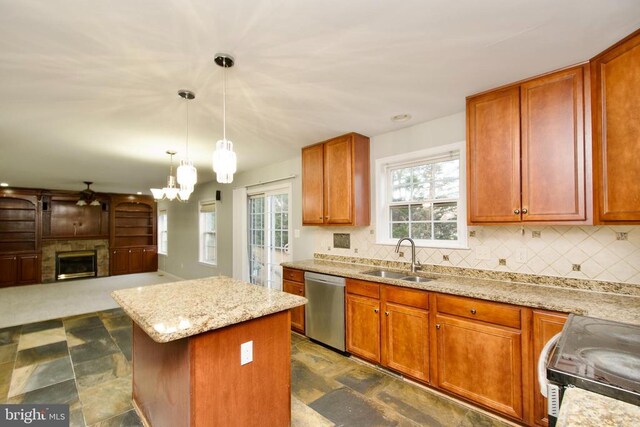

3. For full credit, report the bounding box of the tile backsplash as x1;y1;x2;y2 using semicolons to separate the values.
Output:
311;225;640;285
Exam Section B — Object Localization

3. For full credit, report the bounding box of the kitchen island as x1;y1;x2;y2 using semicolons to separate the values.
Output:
111;276;307;427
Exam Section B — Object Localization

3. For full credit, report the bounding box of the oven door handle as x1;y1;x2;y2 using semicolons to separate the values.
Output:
538;332;562;398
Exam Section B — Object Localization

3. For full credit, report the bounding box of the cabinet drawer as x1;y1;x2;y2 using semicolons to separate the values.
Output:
346;279;380;299
382;285;428;310
436;294;521;329
283;268;304;283
283;280;305;297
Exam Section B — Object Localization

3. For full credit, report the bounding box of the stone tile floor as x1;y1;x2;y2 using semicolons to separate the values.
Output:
1;309;511;426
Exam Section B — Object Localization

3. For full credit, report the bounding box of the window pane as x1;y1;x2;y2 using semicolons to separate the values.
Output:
392;168;411;186
412;165;429;183
433;202;458;221
390;205;409;221
411;223;431;240
410;204;431;221
434;223;457;240
282;214;288;228
411;183;429;201
392;185;411;202
282;231;288;247
391;223;409;238
433;159;459;181
274;214;282;229
274;231;281;248
434;179;459;199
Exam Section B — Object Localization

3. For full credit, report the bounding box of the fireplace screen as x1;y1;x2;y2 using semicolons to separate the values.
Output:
56;250;97;281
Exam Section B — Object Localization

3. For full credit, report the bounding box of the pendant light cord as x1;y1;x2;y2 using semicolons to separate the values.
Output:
185;96;189;157
223;58;227;141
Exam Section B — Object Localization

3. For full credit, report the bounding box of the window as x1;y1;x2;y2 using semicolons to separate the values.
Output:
158;210;167;255
199;201;217;265
376;142;467;248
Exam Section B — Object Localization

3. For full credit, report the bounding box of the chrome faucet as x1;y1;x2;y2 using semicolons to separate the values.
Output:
395;237;420;273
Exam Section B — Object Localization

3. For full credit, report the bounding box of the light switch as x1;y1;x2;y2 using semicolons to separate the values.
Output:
241;341;253;365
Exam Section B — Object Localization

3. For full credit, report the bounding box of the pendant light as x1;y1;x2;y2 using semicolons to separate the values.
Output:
151;151;189;202
212;53;237;184
176;90;197;196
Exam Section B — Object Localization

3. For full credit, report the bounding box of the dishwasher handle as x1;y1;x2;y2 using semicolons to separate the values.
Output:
538;332;562;398
304;272;345;287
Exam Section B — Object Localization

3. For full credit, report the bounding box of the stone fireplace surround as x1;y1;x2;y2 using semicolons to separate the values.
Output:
42;239;109;283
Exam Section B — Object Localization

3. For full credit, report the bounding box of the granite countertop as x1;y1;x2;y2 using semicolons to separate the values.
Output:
111;276;307;343
557;387;640;426
282;259;640;325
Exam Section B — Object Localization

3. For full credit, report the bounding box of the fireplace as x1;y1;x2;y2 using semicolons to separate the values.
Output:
56;250;97;281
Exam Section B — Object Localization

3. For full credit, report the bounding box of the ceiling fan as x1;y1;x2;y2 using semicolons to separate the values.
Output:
76;181;101;206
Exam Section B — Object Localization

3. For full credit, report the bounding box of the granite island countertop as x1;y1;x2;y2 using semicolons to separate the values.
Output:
557;387;640;426
112;276;307;343
282;259;640;325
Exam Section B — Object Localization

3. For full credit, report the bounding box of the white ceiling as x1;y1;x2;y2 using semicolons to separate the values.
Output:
1;0;639;194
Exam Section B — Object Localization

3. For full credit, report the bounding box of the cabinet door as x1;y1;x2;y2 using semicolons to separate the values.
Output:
17;254;40;285
143;247;157;272
467;87;522;223
532;311;567;426
346;294;380;363
592;32;640;222
324;135;353;224
129;248;144;273
0;255;17;287
301;144;325;225
382;302;429;382
283;280;305;334
521;66;587;222
435;314;523;420
111;249;129;276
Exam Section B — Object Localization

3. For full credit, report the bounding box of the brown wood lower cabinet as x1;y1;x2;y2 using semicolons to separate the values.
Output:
282;268;306;334
0;253;41;287
111;246;157;276
346;293;381;363
532;310;568;426
346;280;430;382
434;313;524;419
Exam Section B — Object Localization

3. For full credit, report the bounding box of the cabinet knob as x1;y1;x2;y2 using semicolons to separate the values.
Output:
318;217;323;220
470;308;477;315
374;308;379;313
436;324;441;330
129;250;131;253
324;216;329;220
514;209;520;214
385;311;389;316
522;208;528;214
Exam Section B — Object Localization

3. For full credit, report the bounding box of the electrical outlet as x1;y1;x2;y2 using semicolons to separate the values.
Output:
475;246;491;260
241;341;253;365
516;248;527;263
294;229;300;238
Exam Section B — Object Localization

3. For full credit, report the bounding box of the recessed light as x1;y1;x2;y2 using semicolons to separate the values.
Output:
0;183;8;187
137;191;142;195
391;114;412;122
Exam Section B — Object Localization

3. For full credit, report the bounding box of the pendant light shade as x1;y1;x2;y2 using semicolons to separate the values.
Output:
212;54;237;184
176;90;197;194
151;151;190;202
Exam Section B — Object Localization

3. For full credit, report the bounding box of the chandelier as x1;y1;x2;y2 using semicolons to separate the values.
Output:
76;181;101;206
151;151;191;202
176;90;197;196
212;53;237;184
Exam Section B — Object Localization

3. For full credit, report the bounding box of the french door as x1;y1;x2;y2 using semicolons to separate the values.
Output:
248;187;291;290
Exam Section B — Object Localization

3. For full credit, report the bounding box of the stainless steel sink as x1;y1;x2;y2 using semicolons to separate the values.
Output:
362;269;433;283
399;275;433;283
361;269;407;279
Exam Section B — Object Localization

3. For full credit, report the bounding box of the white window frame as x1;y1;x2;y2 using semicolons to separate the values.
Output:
158;210;168;255
375;141;467;249
198;200;217;266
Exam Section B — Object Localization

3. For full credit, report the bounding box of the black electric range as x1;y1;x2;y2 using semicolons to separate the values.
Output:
547;314;640;410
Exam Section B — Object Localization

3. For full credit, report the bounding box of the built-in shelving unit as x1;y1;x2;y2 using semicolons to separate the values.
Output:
0;196;38;253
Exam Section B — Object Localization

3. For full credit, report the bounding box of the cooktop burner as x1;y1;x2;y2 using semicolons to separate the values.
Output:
547;314;640;406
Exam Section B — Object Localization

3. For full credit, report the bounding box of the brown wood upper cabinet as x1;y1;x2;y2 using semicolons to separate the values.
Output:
467;64;590;224
591;29;640;223
302;133;370;226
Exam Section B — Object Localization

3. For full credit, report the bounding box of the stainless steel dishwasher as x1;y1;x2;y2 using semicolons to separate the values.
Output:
304;271;346;352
